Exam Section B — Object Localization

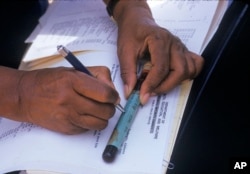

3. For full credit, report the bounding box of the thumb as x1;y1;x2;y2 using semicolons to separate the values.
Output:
118;51;138;98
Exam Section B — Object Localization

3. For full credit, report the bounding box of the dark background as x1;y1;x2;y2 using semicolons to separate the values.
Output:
168;1;250;174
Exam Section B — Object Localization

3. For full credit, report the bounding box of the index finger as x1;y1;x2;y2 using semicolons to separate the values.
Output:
140;37;170;98
73;71;119;105
118;45;138;98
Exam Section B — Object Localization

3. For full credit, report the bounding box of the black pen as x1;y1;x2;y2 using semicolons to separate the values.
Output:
57;45;125;113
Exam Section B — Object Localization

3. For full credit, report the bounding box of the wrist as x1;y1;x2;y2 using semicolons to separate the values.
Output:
107;0;152;24
0;66;27;122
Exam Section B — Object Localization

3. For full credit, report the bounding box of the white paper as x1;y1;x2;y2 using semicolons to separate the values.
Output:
23;0;222;62
1;51;183;174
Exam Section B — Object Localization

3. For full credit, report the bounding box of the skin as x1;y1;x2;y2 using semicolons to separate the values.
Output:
0;0;204;134
0;66;119;134
104;0;204;104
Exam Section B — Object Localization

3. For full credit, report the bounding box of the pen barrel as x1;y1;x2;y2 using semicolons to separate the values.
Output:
65;52;92;76
107;90;140;148
103;61;151;162
134;61;151;90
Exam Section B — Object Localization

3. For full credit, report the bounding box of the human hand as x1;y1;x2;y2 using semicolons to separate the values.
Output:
14;67;119;134
113;1;204;105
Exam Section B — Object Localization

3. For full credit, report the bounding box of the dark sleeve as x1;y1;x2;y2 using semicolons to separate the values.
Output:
0;0;47;69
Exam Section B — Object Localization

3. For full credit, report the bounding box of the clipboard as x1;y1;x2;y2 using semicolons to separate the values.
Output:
175;0;249;144
168;1;250;173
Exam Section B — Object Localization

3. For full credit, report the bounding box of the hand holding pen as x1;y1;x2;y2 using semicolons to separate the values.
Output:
18;44;125;134
57;45;124;113
6;60;121;134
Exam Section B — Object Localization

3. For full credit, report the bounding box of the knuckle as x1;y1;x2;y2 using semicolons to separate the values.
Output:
62;127;87;135
96;104;116;119
188;63;197;78
82;116;109;131
104;104;116;118
146;34;164;46
98;121;108;130
144;79;158;91
60;128;79;135
196;56;205;68
98;66;112;76
101;87;118;103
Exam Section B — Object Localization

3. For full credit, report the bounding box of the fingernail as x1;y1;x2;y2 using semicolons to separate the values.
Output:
140;93;150;105
115;97;121;105
124;84;133;98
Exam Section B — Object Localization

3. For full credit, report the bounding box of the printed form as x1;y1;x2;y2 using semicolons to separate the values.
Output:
1;51;184;174
23;0;220;62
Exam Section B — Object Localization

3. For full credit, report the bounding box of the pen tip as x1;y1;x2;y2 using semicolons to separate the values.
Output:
116;104;125;113
57;45;62;50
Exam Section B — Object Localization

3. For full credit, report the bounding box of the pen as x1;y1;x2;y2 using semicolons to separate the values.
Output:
57;45;125;113
102;61;152;163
